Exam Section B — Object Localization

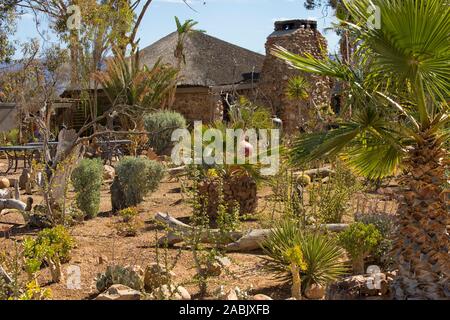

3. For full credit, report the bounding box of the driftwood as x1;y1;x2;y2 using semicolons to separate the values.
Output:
0;265;13;284
166;166;186;176
155;213;349;252
226;223;348;252
0;199;29;211
154;212;243;246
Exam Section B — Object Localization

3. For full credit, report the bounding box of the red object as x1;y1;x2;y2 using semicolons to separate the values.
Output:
240;140;253;157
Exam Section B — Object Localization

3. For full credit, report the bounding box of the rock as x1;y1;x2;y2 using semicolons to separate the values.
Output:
252;294;273;300
0;188;11;199
95;284;141;300
0;178;10;189
144;263;176;291
305;283;325;300
215;256;232;267
152;284;190;300
225;289;239;300
286;297;297;300
103;165;115;180
18;169;31;189
98;255;108;265
205;261;222;277
176;286;191;300
327;273;392;300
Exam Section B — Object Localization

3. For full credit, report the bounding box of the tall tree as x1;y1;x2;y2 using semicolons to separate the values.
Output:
166;16;204;108
0;1;19;63
275;0;449;299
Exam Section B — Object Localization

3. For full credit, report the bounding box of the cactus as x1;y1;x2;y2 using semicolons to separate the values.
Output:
95;265;144;292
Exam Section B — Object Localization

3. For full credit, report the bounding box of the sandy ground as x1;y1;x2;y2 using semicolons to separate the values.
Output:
0;158;397;300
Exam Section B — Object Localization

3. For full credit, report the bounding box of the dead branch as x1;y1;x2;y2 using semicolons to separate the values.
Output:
154;212;243;246
154;212;349;252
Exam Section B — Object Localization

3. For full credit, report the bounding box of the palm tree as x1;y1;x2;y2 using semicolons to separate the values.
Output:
274;0;449;299
286;75;327;132
166;17;205;109
174;16;205;68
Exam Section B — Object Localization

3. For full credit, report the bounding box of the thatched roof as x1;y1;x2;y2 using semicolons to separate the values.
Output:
139;31;265;87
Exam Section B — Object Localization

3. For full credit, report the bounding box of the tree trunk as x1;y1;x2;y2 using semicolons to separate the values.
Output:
352;256;365;275
393;134;449;300
291;264;302;300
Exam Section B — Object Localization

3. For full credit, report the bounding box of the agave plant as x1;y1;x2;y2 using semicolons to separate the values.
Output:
261;219;347;292
94;50;178;129
273;0;449;299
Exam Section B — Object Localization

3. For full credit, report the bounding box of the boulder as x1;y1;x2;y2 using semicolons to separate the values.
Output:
0;178;10;189
305;283;325;300
144;263;176;291
95;284;141;300
152;284;191;300
103;165;115;180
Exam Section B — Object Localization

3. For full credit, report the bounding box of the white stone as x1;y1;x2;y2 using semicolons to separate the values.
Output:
95;284;141;300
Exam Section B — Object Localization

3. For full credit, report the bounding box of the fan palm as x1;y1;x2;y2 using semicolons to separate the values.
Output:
273;0;449;299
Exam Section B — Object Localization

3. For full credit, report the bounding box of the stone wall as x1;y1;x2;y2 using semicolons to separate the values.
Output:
258;21;332;134
172;89;223;124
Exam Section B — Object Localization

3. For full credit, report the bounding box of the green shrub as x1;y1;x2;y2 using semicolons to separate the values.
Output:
338;222;382;274
23;226;75;277
356;213;397;269
115;157;164;207
118;207;139;222
71;159;104;219
144;111;186;155
308;163;361;224
262;219;347;291
2;128;19;145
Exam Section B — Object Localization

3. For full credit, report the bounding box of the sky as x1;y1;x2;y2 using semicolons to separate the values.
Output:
13;0;340;59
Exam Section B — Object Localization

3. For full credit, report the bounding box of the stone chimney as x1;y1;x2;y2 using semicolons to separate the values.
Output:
259;19;331;133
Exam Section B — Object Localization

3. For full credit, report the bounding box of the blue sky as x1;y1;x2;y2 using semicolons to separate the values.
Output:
14;0;340;58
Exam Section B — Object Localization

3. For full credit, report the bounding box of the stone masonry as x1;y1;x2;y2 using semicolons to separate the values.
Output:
258;20;332;134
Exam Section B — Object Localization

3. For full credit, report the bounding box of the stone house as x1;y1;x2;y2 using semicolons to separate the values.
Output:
59;19;331;134
138;31;265;124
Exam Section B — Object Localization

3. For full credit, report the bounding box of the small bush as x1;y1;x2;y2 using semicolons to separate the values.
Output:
2;128;19;145
23;226;75;282
115;157;164;208
356;213;397;269
308;163;361;224
262;219;347;291
118;207;138;222
116;207;142;236
144;111;186;155
71;159;103;219
338;222;382;274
